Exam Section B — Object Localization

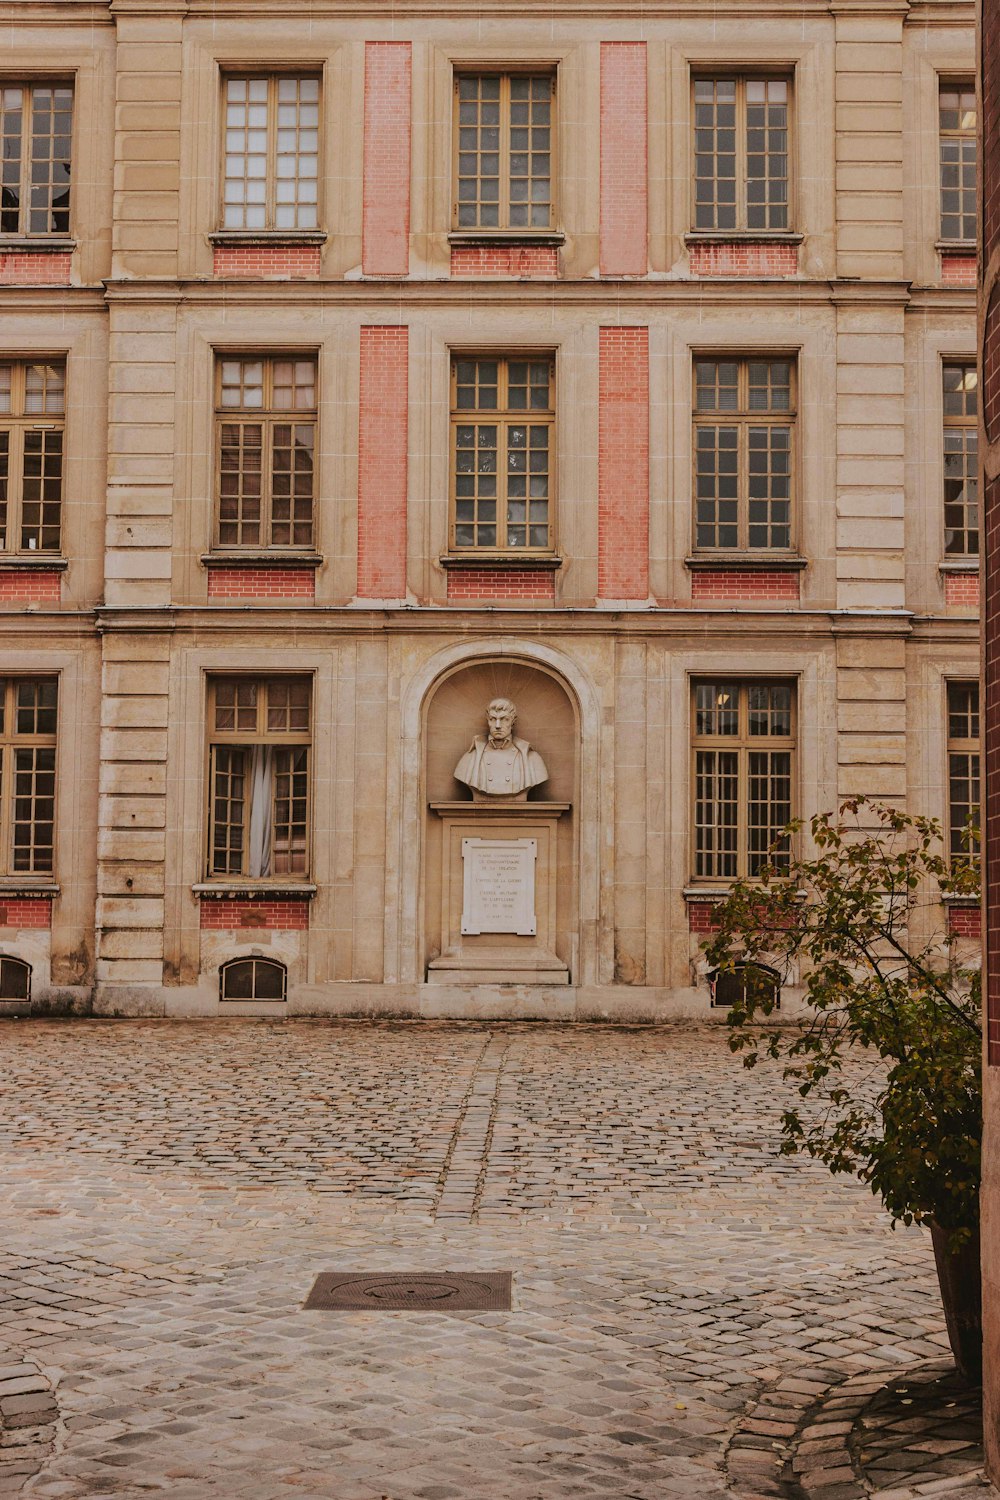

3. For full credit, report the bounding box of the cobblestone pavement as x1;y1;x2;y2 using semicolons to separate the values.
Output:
0;1019;995;1500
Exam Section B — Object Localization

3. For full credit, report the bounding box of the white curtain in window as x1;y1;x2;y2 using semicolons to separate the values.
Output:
247;745;274;878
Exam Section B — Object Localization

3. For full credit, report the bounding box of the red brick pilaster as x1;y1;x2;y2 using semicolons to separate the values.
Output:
363;42;412;278
357;326;409;598
599;43;647;277
598;326;649;599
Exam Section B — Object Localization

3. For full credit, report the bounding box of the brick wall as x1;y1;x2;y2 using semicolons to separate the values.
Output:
689;242;798;278
688;902;720;934
357;326;409;598
450;245;558;278
362;41;411;278
446;567;555;602
985;0;1000;266
598;326;649;599
212;245;320;278
0;570;61;604
207;567;315;600
199;897;310;930
944;571;980;608
0;251;72;285
948;905;982;938
691;569;800;603
941;253;977;287
986;476;1000;1064
987;290;1000;445
0;898;52;929
599;43;647;277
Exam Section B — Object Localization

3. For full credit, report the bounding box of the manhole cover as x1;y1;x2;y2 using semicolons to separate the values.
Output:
304;1271;512;1312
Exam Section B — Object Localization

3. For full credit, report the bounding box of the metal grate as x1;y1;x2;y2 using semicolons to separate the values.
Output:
304;1271;512;1312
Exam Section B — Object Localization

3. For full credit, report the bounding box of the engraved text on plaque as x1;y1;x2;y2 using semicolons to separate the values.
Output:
460;838;537;936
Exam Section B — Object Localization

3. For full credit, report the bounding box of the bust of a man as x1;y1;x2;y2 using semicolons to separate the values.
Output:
454;697;548;798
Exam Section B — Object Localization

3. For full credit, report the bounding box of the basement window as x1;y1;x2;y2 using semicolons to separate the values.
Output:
0;955;30;1002
709;961;780;1010
219;956;287;1003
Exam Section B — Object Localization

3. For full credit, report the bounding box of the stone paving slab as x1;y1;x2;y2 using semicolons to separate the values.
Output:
0;1019;994;1498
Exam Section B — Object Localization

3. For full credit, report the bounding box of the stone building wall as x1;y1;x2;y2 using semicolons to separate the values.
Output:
0;0;977;1021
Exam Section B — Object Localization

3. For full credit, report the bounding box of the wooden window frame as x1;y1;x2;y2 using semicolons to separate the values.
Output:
691;73;793;235
0;82;73;239
205;676;312;882
692;355;797;553
938;81;977;245
219;73;322;233
690;678;796;883
452;71;556;235
947;681;980;868
214;354;317;551
943;359;979;558
0;677;58;877
0;361;65;556
449;352;556;555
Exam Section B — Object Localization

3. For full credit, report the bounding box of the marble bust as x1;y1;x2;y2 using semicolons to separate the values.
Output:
454;697;548;798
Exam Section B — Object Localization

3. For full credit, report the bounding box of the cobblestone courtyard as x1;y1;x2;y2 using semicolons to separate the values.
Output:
0;1020;994;1500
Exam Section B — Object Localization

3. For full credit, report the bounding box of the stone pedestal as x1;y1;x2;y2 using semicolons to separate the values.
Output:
427;801;570;984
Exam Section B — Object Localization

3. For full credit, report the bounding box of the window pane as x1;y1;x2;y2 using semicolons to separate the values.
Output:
940;85;977;241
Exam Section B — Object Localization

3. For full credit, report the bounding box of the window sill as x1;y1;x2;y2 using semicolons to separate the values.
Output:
201;551;323;569
936;240;976;253
208;230;327;247
448;230;565;247
684;231;803;246
440;553;563;571
0;555;67;570
0;238;75;254
941;892;979;907
0;881;59;897
683;887;729;902
939;558;979;574
193;883;317;900
685;553;807;572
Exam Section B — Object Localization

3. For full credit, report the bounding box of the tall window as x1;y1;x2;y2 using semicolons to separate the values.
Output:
693;76;789;232
943;361;978;556
947;683;980;866
216;356;316;549
454;74;554;232
693;358;794;551
939;84;976;242
693;681;794;880
221;76;320;231
0;363;64;554
0;679;57;875
451;356;554;552
207;678;310;880
0;85;72;237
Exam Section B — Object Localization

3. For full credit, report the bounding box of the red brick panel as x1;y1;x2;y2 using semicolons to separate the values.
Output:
212;244;321;278
207;567;316;600
985;475;1000;1063
599;43;647;278
199;897;310;930
357;325;409;598
941;253;977;287
984;0;1000;264
691;569;801;603
0;252;71;285
0;570;61;604
944;571;980;608
949;905;982;938
450;245;558;278
598;326;649;599
689;241;798;278
362;41;412;278
446;567;555;602
688;902;720;934
0;898;52;929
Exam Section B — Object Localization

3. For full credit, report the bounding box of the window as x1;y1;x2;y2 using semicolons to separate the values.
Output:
693;76;789;233
0;362;64;555
693;358;794;551
220;956;287;1002
0;679;57;876
215;356;316;549
222;76;319;231
939;85;976;242
454;74;554;232
693;680;794;880
943;362;978;557
0;85;72;237
451;356;554;552
947;682;980;866
207;678;310;879
710;962;780;1010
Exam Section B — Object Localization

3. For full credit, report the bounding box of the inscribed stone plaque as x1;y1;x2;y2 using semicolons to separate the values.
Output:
461;838;537;936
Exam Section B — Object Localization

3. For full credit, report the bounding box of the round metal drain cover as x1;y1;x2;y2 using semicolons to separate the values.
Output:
304;1271;511;1312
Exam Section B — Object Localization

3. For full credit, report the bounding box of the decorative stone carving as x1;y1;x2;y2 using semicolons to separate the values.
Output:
453;697;548;799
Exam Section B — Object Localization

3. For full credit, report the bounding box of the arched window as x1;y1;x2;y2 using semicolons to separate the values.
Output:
709;962;780;1011
0;956;30;1003
219;957;287;1003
